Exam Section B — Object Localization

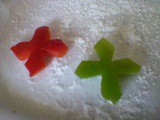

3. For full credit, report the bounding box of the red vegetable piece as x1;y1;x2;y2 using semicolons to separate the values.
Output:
10;42;31;61
11;26;68;77
43;39;68;57
31;26;50;48
32;26;50;41
25;51;46;77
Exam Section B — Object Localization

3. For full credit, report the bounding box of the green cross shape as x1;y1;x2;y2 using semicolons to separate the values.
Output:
75;38;141;104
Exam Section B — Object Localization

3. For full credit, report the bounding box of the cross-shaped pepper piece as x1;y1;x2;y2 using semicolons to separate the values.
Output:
75;38;141;104
11;26;68;77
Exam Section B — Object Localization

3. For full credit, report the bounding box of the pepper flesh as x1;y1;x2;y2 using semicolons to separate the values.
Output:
25;51;46;77
75;38;141;104
11;26;68;77
10;42;31;61
43;39;68;57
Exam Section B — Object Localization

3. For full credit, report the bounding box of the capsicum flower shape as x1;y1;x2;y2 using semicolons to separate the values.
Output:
75;38;141;104
11;26;68;77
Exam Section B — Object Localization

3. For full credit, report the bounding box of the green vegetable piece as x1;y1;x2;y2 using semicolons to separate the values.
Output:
112;58;141;76
75;38;141;104
94;38;114;63
75;61;103;78
101;72;122;104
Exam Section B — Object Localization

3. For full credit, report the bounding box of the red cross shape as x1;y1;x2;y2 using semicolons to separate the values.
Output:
11;26;68;77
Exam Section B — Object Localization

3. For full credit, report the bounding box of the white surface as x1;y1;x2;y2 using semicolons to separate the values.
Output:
0;0;160;120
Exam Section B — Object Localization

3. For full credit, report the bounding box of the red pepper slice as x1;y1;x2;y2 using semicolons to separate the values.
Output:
10;42;31;61
25;50;46;77
43;39;68;57
32;26;50;41
31;26;50;48
10;26;68;77
10;26;50;61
